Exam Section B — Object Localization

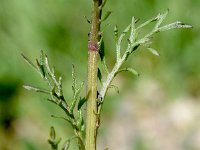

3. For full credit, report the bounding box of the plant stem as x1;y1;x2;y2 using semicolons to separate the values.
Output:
86;0;102;150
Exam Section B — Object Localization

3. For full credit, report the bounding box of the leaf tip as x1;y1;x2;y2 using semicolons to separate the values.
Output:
23;85;32;91
147;48;160;56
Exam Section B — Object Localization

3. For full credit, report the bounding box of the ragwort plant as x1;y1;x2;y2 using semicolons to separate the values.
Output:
22;0;192;150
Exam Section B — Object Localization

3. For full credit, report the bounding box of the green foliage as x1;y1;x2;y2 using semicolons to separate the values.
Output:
48;126;61;150
98;10;192;113
22;51;85;150
0;0;198;149
22;7;192;149
21;1;192;150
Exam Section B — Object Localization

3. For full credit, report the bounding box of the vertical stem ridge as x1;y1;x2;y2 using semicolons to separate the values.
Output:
86;0;102;150
86;52;98;150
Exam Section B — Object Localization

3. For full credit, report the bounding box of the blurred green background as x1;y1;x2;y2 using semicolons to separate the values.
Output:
0;0;199;150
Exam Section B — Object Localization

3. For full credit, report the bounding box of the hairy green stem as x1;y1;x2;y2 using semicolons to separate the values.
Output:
86;0;102;150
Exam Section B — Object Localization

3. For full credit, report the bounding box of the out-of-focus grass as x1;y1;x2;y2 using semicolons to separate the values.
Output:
0;0;199;150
